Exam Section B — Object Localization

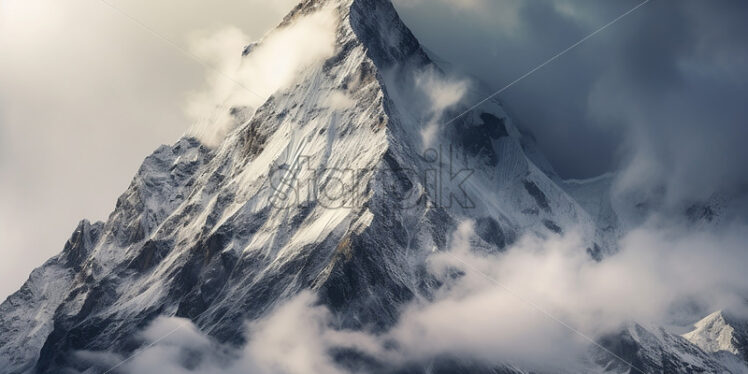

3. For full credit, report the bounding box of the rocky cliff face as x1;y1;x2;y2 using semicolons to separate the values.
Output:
1;0;745;373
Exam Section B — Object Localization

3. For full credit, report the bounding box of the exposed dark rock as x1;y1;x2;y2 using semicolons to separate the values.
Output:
587;243;603;262
475;216;508;249
454;113;508;167
542;219;562;234
686;203;716;223
523;180;551;212
61;220;103;272
127;239;172;272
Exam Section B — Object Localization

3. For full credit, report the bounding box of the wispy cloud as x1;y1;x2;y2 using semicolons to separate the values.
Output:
186;7;338;147
79;217;748;373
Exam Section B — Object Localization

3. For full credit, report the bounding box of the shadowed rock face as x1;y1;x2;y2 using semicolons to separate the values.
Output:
453;112;509;167
523;180;551;213
542;219;562;234
62;220;105;272
2;1;740;374
474;216;512;250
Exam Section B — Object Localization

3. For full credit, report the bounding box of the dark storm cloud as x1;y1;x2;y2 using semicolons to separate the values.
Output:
394;0;748;203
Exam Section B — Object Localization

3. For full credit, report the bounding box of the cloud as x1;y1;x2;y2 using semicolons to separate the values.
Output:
77;216;748;373
395;0;490;13
410;68;470;149
385;219;748;371
407;220;748;369
185;7;338;147
75;292;379;374
416;69;469;116
382;221;588;371
392;0;748;208
239;292;349;374
321;90;356;111
181;26;252;148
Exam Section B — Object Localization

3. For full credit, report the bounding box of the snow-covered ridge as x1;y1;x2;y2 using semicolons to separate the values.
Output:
684;310;748;360
0;220;103;373
592;322;738;373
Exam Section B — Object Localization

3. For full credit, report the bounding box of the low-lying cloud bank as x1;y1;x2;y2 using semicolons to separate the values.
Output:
76;218;748;373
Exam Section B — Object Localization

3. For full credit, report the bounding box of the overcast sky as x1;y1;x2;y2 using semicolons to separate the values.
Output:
0;0;297;299
2;0;747;300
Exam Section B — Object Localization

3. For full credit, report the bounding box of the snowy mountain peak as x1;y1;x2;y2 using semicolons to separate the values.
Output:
0;1;698;373
684;310;748;361
279;0;427;67
593;322;740;374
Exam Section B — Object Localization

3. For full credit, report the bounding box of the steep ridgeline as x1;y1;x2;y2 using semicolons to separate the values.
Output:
1;0;739;373
593;323;746;374
683;311;748;372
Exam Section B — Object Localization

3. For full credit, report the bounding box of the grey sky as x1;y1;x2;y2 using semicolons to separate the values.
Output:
397;0;748;178
2;0;747;299
396;0;748;204
0;0;295;299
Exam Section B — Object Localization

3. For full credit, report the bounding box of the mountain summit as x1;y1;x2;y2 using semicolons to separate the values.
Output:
1;1;743;373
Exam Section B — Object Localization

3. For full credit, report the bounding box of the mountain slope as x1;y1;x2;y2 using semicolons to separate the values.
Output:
0;221;103;373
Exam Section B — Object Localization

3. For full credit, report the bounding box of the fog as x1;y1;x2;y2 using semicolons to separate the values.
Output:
71;218;748;373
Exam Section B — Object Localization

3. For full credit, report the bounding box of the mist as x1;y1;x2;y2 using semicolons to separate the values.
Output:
186;7;338;147
71;216;748;373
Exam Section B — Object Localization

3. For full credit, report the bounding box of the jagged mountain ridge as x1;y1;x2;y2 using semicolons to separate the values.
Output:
0;0;743;373
594;322;743;374
684;310;748;368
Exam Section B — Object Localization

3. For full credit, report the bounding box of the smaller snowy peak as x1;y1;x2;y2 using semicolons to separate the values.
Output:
684;310;748;361
593;322;736;373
